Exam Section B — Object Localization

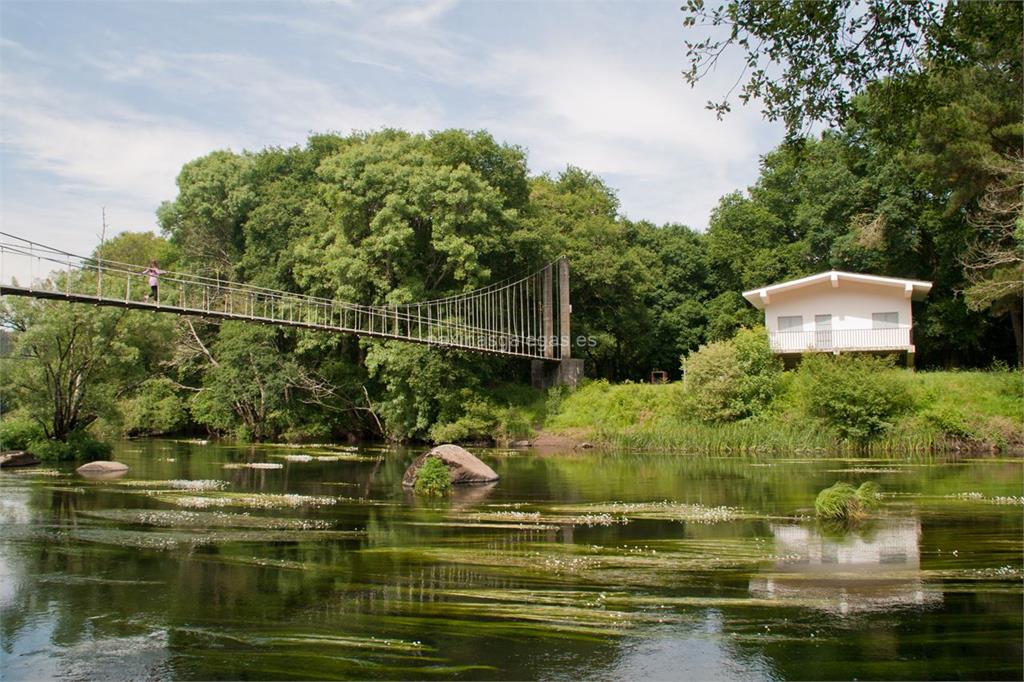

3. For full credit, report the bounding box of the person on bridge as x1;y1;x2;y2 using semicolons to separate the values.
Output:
142;260;162;302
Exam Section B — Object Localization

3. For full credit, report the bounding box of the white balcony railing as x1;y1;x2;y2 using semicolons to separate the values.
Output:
768;328;912;353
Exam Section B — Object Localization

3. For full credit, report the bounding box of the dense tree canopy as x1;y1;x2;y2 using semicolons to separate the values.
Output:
683;0;1022;365
4;93;1019;444
681;0;1021;135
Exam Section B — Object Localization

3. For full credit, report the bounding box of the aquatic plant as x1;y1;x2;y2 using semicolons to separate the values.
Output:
112;479;229;491
153;491;341;509
81;509;334;530
414;456;452;496
814;482;880;521
547;501;747;524
69;527;364;549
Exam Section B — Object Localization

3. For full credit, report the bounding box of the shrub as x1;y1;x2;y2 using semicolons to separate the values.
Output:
430;399;503;444
413;456;452;496
815;481;880;521
29;430;112;462
280;421;333;445
430;397;536;445
794;354;913;443
922;406;976;440
682;326;781;422
545;385;571;418
121;378;188;437
0;415;44;450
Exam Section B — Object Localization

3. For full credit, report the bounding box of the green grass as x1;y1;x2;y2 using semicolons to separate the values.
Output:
413;456;453;496
542;369;1023;454
814;481;880;521
545;380;682;431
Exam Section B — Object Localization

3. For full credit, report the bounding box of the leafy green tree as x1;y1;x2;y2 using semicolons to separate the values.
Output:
681;0;1021;134
636;222;711;374
158;150;255;277
187;322;297;440
363;342;492;442
1;299;138;440
1;232;180;443
121;377;188;436
526;169;658;379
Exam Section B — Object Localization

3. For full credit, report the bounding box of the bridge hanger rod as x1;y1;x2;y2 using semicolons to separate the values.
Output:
1;233;558;324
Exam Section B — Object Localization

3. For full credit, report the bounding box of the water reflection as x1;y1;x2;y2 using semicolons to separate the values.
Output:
748;519;942;614
1;441;1020;680
608;612;780;682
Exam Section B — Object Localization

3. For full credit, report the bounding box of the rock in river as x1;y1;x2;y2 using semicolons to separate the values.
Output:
0;451;41;468
76;460;129;478
402;444;499;487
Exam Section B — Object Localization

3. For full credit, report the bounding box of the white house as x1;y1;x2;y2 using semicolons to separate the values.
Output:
742;271;932;361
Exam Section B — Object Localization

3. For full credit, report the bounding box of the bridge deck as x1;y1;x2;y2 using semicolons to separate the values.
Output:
0;283;548;360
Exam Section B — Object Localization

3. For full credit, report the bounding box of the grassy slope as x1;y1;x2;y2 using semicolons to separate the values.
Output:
542;371;1023;454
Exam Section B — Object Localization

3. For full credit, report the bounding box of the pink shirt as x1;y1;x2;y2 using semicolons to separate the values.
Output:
144;267;160;286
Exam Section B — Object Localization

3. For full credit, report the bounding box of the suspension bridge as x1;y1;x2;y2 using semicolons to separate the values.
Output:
0;233;583;387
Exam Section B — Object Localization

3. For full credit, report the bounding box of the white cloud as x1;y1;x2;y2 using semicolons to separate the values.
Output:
0;197;159;284
1;0;784;256
467;46;777;227
230;3;467;81
483;48;758;162
1;77;236;206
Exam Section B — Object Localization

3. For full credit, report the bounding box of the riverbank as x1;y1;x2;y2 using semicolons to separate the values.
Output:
536;369;1023;455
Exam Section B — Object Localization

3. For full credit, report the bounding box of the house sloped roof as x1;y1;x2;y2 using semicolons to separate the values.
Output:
742;270;933;310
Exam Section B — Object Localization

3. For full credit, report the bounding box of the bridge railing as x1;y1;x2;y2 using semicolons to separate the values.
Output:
0;233;555;359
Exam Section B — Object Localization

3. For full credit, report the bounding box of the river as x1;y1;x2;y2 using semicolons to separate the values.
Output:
1;440;1021;680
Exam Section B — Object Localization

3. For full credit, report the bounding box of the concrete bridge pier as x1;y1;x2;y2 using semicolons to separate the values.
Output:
531;358;584;389
532;258;583;388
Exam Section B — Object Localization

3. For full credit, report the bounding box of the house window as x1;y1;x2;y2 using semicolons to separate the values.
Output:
872;312;899;329
777;315;803;331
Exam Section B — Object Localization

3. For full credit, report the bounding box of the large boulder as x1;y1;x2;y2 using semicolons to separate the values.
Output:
76;460;129;477
402;444;499;487
0;451;40;468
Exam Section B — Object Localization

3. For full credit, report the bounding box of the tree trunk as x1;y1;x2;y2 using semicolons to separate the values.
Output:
1011;304;1023;367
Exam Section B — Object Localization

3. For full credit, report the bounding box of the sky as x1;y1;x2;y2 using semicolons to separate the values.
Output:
0;0;785;267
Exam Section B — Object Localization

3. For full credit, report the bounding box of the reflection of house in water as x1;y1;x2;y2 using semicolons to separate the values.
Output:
749;518;942;615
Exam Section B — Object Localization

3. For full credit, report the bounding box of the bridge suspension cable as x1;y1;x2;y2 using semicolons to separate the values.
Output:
0;233;572;361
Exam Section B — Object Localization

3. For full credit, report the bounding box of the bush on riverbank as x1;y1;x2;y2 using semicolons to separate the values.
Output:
429;384;546;445
0;415;44;451
682;326;782;422
543;365;1023;454
0;413;112;461
793;355;914;444
28;431;113;461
